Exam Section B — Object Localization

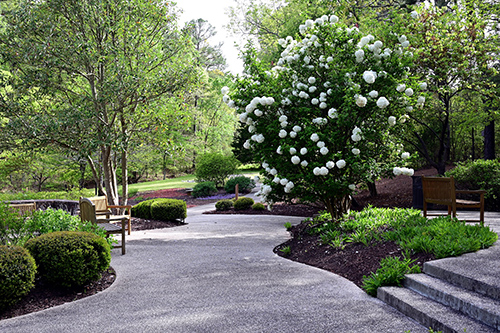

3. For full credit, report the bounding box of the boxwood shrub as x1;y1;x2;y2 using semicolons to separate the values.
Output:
224;176;256;194
0;245;37;310
131;199;154;219
25;231;111;288
233;197;254;210
151;199;187;222
215;199;234;211
252;202;266;211
192;181;217;198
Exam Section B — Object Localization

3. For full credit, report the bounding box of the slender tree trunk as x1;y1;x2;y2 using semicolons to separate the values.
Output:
484;120;495;160
324;195;352;222
367;181;378;197
87;155;105;196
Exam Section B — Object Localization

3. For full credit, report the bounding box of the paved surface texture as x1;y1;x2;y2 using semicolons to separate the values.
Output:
0;201;433;333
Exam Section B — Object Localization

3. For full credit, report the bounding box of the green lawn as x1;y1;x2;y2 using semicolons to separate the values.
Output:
127;171;260;193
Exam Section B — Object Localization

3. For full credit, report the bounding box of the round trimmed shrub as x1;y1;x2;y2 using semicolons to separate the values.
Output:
194;153;240;187
224;176;256;194
252;202;266;211
132;199;155;219
233;197;255;210
215;199;234;211
25;231;111;288
150;199;187;222
0;245;36;310
192;181;217;198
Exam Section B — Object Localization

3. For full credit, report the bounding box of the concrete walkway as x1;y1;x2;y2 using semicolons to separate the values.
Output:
2;204;498;332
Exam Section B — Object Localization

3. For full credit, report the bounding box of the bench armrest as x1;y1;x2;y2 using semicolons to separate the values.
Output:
456;190;487;195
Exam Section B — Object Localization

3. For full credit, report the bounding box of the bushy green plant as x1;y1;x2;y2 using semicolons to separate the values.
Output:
0;188;94;201
252;202;266;210
224;176;256;194
150;199;187;222
131;199;155;219
0;202;30;246
362;256;421;296
194;153;240;187
192;181;217;198
0;245;37;310
446;159;500;211
233;197;254;210
25;231;110;288
215;199;233;211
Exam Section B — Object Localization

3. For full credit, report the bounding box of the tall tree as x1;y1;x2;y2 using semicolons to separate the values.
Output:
184;19;227;71
0;0;199;205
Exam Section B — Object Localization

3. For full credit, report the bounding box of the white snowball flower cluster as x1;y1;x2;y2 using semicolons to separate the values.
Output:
351;127;362;142
388;116;397;126
419;82;428;90
368;90;379;98
336;160;346;169
362;70;377;84
320;147;329;155
352;148;360;155
393;167;414;176
376;97;390;109
300;147;308;155
279;129;287;138
398;35;410;48
416;96;426;108
356;95;367;107
349;184;356;191
313;167;329;176
328;108;338;119
355;49;365;63
326;161;335;169
291;156;301;164
310;133;320;142
313;117;328;125
401;152;410;159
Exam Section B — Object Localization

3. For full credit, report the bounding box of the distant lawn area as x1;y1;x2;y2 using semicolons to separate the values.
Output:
126;171;260;193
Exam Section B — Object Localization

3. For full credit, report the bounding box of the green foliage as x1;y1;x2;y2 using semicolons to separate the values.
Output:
25;231;110;288
362;256;421;296
0;245;37;310
192;181;217;198
224;176;256;194
215;199;234;211
150;199;187;222
0;188;94;201
233;197;255;210
0;202;29;245
446;160;500;211
252;202;266;210
194;153;240;187
131;200;154;219
279;246;291;256
284;222;292;230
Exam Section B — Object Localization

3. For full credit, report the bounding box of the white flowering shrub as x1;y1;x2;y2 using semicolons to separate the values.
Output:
223;15;426;220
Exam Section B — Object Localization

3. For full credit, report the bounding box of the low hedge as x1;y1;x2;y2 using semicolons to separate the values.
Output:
0;245;37;310
25;231;111;288
252;202;266;211
215;199;233;211
132;198;186;222
234;197;254;210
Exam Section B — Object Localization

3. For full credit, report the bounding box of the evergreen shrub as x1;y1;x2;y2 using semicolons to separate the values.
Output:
25;231;111;288
233;197;254;210
224;176;256;194
192;181;217;198
150;199;187;222
252;202;266;210
215;199;233;211
0;245;37;310
194;153;240;187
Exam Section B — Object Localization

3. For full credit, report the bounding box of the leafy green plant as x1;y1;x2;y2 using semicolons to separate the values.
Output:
0;202;30;246
0;188;94;202
446;159;500;211
0;245;37;310
128;188;139;198
192;181;217;198
194;153;240;187
215;199;234;211
284;222;292;230
150;199;187;222
233;197;254;210
224;176;256;194
362;256;421;296
132;200;154;219
279;246;291;256
25;231;110;288
252;202;266;210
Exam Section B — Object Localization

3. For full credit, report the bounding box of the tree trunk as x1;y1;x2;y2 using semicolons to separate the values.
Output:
484;120;495;160
324;195;352;222
367;181;377;197
101;146;119;206
121;149;128;206
87;155;105;196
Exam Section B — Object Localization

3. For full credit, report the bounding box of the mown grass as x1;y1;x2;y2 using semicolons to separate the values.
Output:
306;207;498;296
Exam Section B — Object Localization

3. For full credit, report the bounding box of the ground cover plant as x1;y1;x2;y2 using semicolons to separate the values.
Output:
277;207;498;296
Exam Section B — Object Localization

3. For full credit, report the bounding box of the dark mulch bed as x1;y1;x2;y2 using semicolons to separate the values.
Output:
1;169;439;320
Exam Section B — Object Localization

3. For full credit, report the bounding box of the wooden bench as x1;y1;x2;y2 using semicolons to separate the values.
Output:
9;202;37;216
88;196;132;235
422;176;486;224
79;197;126;255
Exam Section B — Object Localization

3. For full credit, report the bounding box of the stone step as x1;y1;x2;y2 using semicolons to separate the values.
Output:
404;273;500;330
378;286;498;333
424;255;500;301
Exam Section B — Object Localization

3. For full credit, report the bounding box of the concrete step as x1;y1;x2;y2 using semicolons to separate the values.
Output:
424;256;500;301
378;286;498;333
404;273;500;330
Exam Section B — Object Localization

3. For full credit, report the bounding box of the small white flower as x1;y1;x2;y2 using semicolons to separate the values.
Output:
291;156;301;165
301;160;308;167
221;86;230;95
336;160;346;168
393;167;402;176
293;125;302;132
369;90;379;98
313;167;321;176
310;133;320;142
352;148;360;155
388;116;397;126
401;152;410;159
376;97;390;109
248;125;256;133
304;56;311;64
290;131;297;138
309;86;317;93
351;133;362;142
419;82;428;90
262;162;269;169
411;11;419;19
328;108;338;119
279;115;288;123
349;184;356;191
254;109;263;117
299;91;309;99
290;147;297;155
326;161;335;169
279;130;287;138
308;77;316;84
280;178;289;186
319;102;328;109
401;41;410;48
330;15;339;23
320;147;329;155
417;96;426;106
300;148;308;155
320;167;329;176
327;56;333;62
362;71;377;84
317;141;325;148
398;35;407;44
256;134;265;143
311;98;319;105
276;146;283;154
272;177;280;184
396;84;406;92
356;95;367;107
270;168;278;176
243;140;251;149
